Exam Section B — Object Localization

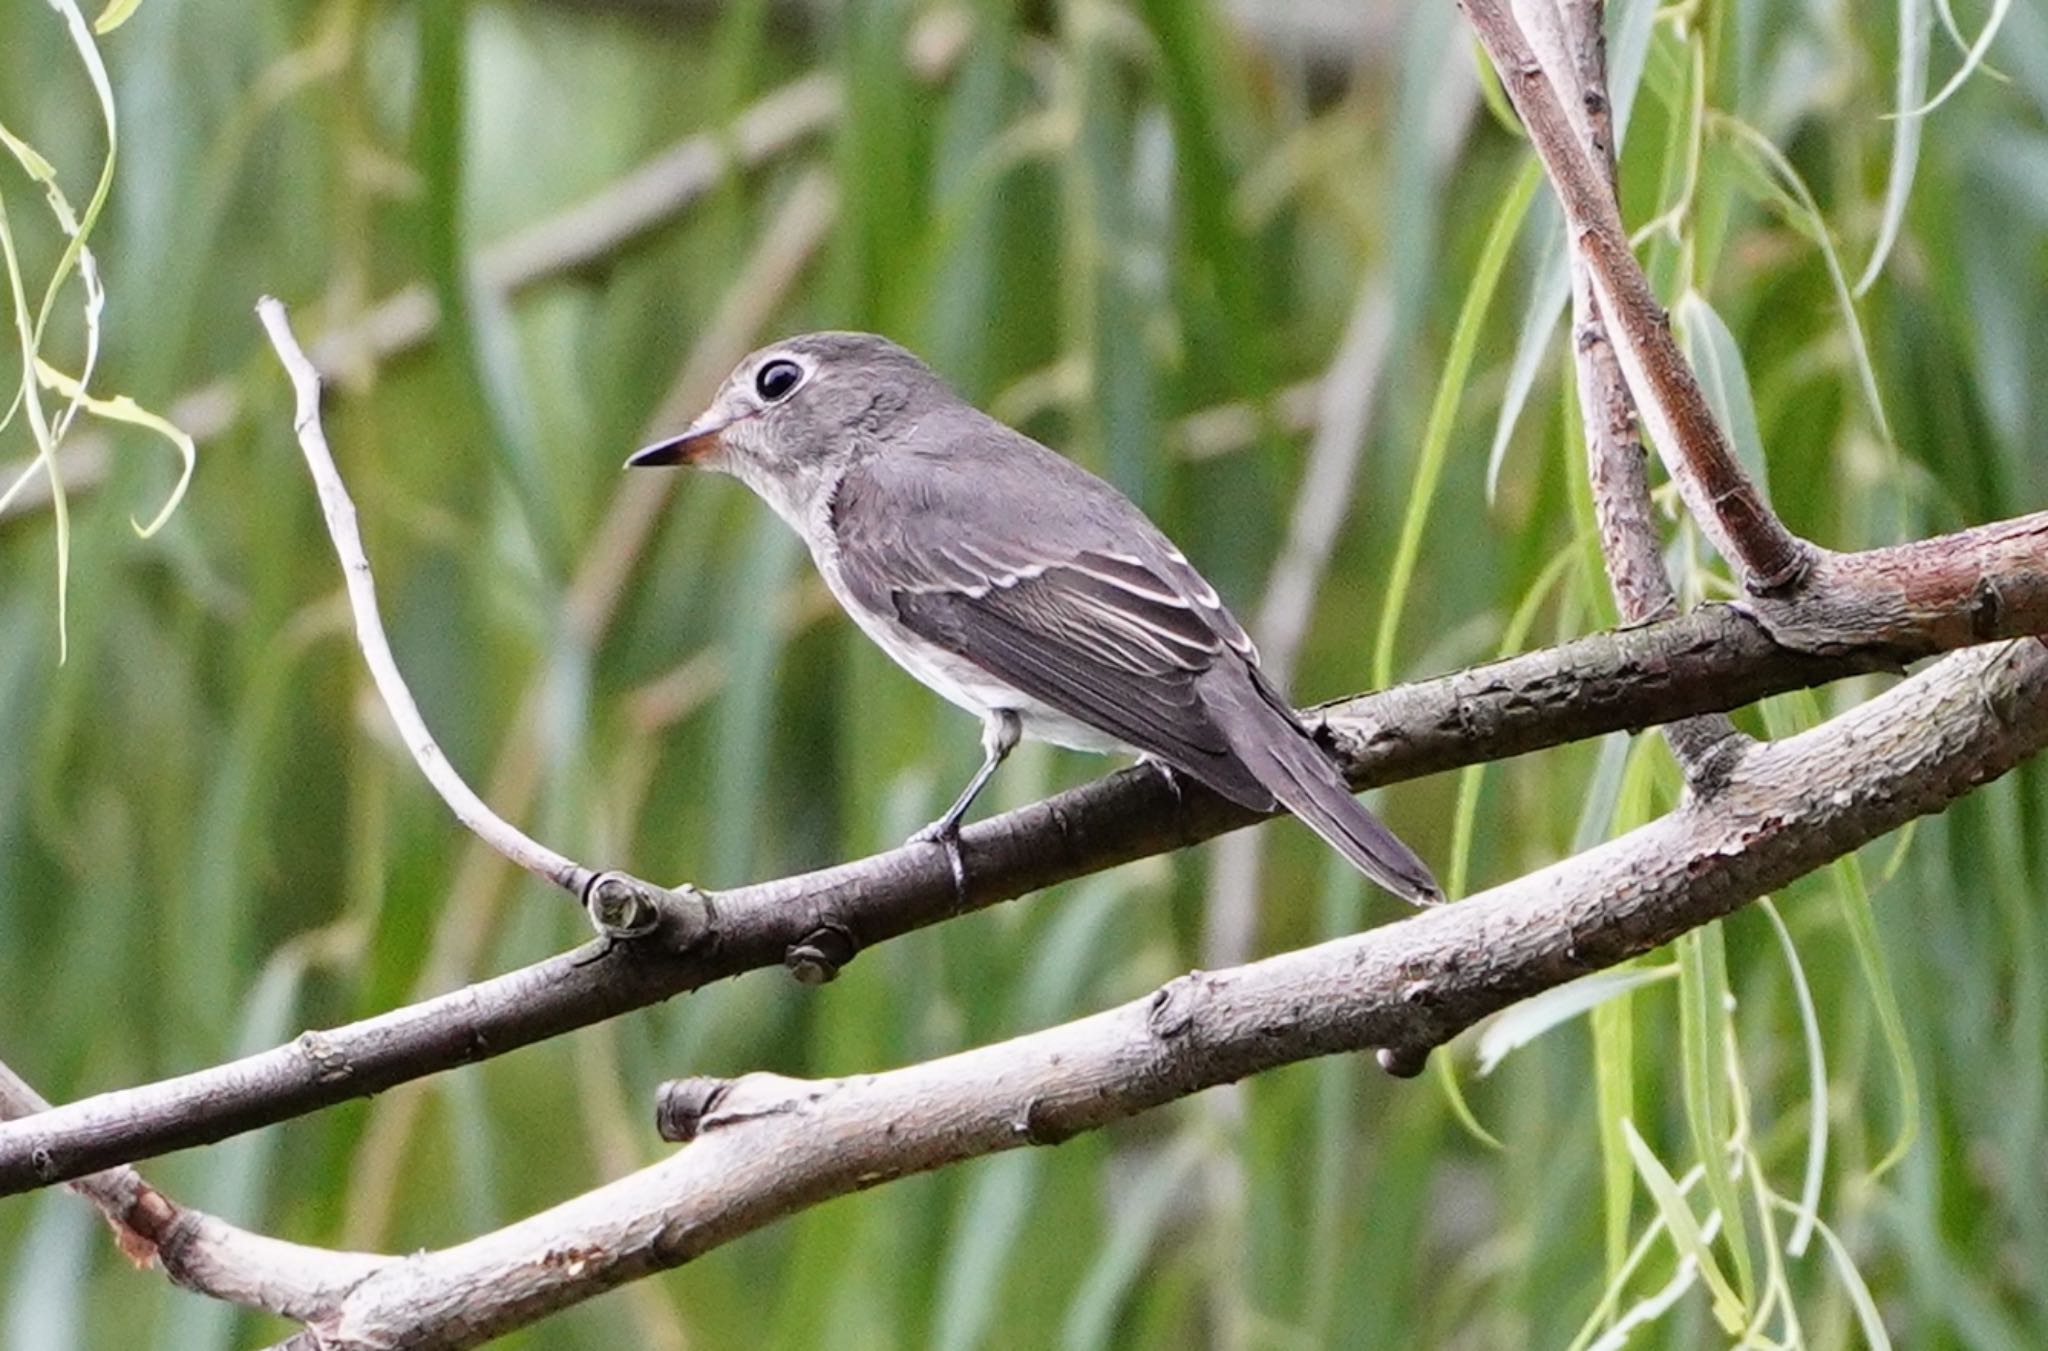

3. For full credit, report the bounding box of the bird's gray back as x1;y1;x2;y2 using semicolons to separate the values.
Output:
826;406;1284;808
840;403;1257;657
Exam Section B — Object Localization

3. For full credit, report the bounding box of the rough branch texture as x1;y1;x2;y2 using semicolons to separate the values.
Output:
246;638;2048;1350
0;1061;382;1323
0;592;2020;1198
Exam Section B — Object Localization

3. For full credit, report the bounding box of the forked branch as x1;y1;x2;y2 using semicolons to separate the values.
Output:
0;1060;381;1323
14;556;2048;1197
1460;0;1812;593
1517;0;1747;781
224;641;2048;1347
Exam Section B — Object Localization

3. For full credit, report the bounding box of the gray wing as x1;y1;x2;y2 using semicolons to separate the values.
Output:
830;425;1283;810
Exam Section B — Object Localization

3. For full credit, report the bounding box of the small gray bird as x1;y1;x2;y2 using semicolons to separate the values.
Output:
628;332;1439;905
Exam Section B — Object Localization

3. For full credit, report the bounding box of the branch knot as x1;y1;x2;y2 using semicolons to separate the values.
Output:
785;923;858;985
1146;973;1203;1040
654;1077;735;1143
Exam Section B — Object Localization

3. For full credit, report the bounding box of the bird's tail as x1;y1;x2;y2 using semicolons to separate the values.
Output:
1208;669;1442;906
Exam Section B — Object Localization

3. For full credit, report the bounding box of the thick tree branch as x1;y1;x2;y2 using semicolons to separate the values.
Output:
6;10;2031;1346
0;1059;384;1322
234;638;2048;1350
17;634;2043;1347
1529;0;1673;625
1460;3;2048;708
1459;0;1812;593
8;578;2043;1197
2;0;2041;1199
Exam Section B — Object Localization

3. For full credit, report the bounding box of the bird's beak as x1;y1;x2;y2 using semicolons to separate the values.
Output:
625;414;732;468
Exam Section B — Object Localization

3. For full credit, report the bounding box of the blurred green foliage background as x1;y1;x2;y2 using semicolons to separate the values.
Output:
2;0;2047;1346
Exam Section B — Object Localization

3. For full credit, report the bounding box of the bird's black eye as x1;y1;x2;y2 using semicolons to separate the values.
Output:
754;358;803;403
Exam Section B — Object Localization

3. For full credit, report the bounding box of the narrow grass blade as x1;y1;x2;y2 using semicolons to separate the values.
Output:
1675;924;1756;1306
32;361;192;535
1902;0;2013;116
1717;114;1895;446
931;877;1132;1351
1757;898;1828;1258
1674;291;1771;502
1060;1140;1203;1351
1484;202;1567;504
1763;691;1920;1176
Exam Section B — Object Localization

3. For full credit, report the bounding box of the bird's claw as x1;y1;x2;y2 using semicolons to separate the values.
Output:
1145;759;1194;843
907;818;969;908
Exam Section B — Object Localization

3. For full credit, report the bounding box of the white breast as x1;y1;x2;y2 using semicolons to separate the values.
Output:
808;532;1125;755
725;452;1127;755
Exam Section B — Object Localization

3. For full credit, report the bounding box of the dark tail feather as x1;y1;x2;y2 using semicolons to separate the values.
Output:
1207;672;1442;906
1252;725;1441;905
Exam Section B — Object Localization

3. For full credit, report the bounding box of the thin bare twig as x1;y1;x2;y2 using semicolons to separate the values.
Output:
256;298;586;894
334;171;839;1249
254;298;684;938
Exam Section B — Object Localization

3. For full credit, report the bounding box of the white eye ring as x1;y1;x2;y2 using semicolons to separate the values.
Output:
754;358;805;402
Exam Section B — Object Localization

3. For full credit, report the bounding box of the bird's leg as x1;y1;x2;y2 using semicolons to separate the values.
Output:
910;709;1022;844
908;710;1021;899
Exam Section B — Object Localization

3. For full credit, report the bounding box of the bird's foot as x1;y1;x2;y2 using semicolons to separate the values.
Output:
907;817;969;908
1144;759;1193;843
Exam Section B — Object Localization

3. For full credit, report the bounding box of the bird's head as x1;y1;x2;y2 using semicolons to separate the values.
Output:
627;332;942;516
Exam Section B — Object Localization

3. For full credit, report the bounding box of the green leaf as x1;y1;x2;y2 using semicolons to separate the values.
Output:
1061;1140;1203;1351
1675;291;1771;503
1716;113;1895;446
1621;1119;1747;1335
1900;0;2013;116
1475;966;1678;1076
1798;1206;1896;1351
1758;898;1828;1258
33;360;194;536
90;0;143;34
1373;158;1540;687
1858;0;1931;294
1675;924;1756;1306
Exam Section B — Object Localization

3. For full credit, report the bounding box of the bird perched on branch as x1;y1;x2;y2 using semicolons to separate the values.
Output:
628;332;1439;905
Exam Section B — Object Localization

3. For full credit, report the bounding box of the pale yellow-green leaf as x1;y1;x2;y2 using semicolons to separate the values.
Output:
1621;1119;1747;1334
0;122;59;185
35;359;195;536
92;0;146;34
